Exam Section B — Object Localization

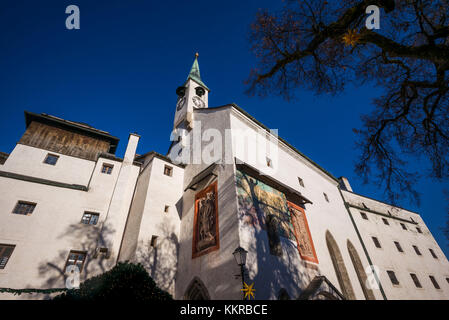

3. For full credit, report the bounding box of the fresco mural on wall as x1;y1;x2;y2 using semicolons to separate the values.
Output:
288;201;319;263
236;169;318;261
192;181;219;258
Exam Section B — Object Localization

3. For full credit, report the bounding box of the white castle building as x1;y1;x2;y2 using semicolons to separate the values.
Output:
0;56;448;300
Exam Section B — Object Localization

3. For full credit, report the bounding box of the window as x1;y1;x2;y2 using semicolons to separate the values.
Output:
416;227;422;234
298;177;304;187
0;244;15;269
400;223;407;230
101;163;114;174
64;250;86;273
150;235;158;248
387;270;399;285
164;205;169;213
360;212;368;220
429;248;438;259
372;237;381;248
382;218;389;225
81;212;99;225
413;245;422;256
429;276;440;289
323;193;329;202
164;165;173;177
43;153;59;165
446;277;449;285
266;157;272;168
410;273;422;288
12;201;36;215
394;241;403;253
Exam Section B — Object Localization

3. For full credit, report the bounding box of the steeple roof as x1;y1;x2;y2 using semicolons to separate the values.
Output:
186;53;209;90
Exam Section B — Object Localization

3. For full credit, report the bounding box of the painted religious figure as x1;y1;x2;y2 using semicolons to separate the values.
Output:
192;181;219;258
288;201;318;263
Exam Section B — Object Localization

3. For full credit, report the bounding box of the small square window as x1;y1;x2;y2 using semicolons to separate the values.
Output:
372;237;381;248
429;248;438;259
150;235;158;248
0;244;15;269
298;177;304;187
382;218;389;225
413;245;422;256
64;250;86;273
387;270;399;285
164;205;169;213
81;212;99;225
410;273;422;288
323;193;329;202
400;223;407;230
360;212;368;220
429;276;440;289
43;154;59;165
101;163;114;175
416;227;422;234
394;241;403;253
164;165;173;177
12;201;36;215
266;157;272;168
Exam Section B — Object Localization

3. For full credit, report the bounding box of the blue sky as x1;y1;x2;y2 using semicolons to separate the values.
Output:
0;0;447;257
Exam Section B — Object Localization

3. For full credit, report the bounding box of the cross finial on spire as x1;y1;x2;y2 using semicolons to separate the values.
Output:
195;52;199;58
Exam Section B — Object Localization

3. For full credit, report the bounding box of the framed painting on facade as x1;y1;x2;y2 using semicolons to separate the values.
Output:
192;181;219;258
287;201;318;264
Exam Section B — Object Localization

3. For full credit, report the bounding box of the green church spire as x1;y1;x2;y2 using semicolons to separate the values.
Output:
186;53;209;90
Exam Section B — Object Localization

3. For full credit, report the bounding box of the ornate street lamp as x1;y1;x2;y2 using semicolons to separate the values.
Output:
233;246;248;299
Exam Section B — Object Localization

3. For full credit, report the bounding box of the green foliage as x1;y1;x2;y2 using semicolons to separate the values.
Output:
54;262;173;301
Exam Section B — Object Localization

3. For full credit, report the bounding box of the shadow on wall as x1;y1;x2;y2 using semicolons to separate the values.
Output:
34;222;116;300
236;171;319;300
133;218;179;295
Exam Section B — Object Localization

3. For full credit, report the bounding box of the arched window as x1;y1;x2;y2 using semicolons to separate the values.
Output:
325;231;355;299
184;277;210;300
347;240;376;300
277;288;290;300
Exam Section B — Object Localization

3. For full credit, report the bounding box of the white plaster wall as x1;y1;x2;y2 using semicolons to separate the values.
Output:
175;108;242;300
0;141;140;299
131;156;184;296
230;108;374;300
2;144;95;186
342;190;449;300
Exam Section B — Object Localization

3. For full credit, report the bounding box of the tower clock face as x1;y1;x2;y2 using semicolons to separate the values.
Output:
176;97;186;111
192;96;205;108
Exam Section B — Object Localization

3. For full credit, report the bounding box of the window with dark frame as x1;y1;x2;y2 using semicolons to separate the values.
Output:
429;276;440;289
429;248;438;259
266;157;272;168
101;163;114;174
416;227;422;233
372;237;381;248
150;235;158;248
164;205;169;213
12;201;36;215
298;177;304;187
0;244;15;269
382;218;390;225
387;270;399;285
81;212;99;225
360;212;368;220
400;223;407;230
410;273;422;288
64;250;86;273
394;241;403;253
413;245;422;256
43;153;59;165
164;165;173;177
